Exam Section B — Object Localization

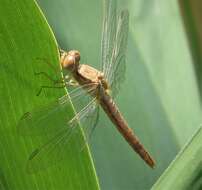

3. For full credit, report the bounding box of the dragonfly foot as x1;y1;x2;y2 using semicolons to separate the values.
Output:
36;85;66;96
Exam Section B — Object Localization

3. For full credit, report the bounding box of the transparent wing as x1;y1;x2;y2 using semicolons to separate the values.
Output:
110;50;126;97
26;98;98;173
17;83;97;136
101;3;129;97
101;0;117;73
81;105;99;143
69;98;99;145
106;10;129;96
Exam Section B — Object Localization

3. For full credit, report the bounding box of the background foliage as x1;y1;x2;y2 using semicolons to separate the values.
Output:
0;0;99;189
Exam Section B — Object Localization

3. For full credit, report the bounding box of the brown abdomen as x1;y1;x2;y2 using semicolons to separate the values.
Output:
99;93;155;168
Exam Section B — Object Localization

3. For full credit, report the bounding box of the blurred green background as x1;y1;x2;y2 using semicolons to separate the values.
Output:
1;0;202;189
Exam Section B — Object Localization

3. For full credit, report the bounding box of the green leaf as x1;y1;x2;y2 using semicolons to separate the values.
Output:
152;127;202;190
37;0;202;189
0;0;99;189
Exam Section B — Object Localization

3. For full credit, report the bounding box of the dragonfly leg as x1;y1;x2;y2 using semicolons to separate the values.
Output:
36;85;65;96
65;79;79;87
63;75;79;87
34;71;64;84
36;57;59;74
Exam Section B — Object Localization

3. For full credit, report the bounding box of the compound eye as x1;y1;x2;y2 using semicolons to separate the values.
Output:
69;50;80;62
60;50;80;71
74;51;80;62
63;55;75;70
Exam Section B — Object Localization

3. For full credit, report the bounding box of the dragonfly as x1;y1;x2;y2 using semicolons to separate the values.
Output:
18;0;155;173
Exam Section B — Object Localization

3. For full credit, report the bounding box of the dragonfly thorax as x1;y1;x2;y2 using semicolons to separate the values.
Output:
60;50;80;72
77;64;103;84
100;77;110;92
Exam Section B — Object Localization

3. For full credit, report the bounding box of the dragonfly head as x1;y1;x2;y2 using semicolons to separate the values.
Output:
60;50;80;72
